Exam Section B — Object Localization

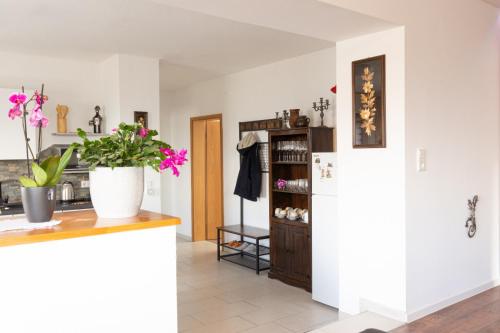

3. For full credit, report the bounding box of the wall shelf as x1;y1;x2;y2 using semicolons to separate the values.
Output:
272;189;308;195
272;161;308;165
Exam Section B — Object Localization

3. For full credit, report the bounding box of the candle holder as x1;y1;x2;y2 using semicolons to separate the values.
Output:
281;110;291;129
312;97;330;127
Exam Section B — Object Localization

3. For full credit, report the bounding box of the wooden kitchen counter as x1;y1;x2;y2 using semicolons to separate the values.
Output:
0;209;180;247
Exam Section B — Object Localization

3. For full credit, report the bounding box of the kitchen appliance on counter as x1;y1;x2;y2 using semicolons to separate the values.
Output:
61;181;75;202
311;152;339;308
39;144;88;173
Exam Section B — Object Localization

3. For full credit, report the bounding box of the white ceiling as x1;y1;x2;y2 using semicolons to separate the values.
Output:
0;0;395;90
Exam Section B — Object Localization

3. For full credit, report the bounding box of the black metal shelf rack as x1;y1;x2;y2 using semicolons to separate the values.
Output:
217;224;270;274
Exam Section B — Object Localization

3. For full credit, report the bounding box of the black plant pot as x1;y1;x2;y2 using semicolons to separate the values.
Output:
21;186;56;222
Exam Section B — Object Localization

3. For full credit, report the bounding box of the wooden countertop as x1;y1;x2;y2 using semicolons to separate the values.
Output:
0;210;180;248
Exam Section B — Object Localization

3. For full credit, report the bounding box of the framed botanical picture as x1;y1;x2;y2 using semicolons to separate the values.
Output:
134;111;148;128
352;55;386;148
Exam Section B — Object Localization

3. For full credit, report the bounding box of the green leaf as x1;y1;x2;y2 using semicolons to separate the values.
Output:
41;156;60;184
76;128;87;140
32;163;48;186
19;176;38;188
47;146;75;186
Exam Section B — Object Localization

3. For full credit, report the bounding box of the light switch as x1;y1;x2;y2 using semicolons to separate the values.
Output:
147;181;154;195
417;148;426;172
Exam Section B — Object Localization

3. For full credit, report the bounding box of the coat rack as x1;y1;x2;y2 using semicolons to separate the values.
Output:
238;118;280;225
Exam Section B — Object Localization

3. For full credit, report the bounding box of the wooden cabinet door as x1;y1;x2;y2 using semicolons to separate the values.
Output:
270;222;289;274
288;225;310;283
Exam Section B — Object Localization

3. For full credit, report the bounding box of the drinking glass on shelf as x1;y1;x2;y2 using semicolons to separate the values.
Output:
303;140;308;161
282;141;288;161
278;141;285;161
287;141;292;162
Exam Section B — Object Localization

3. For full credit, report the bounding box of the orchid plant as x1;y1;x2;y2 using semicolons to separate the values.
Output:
74;122;187;176
7;85;75;188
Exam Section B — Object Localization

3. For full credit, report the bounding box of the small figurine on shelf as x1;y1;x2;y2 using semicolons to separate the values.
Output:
56;104;69;133
89;105;103;134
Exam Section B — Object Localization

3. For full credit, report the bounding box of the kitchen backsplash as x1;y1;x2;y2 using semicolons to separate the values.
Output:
0;160;90;204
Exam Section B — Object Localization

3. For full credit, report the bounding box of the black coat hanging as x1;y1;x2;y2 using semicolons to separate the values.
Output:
234;133;261;201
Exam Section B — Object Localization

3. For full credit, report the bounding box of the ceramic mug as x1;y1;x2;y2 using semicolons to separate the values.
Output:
275;208;281;217
287;210;298;221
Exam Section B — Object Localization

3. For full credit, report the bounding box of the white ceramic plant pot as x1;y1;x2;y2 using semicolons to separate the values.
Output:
89;167;144;218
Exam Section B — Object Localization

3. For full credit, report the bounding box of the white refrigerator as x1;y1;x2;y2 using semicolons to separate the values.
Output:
311;152;339;308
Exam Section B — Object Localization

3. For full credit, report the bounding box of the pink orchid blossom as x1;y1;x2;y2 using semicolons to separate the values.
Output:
8;105;22;119
111;128;117;132
139;127;149;138
7;93;27;120
9;93;27;105
40;115;49;128
28;109;49;128
34;90;48;105
159;148;188;177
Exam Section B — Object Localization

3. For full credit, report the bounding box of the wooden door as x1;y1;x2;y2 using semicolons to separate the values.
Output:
205;118;223;240
191;115;223;241
270;222;289;273
288;225;310;283
191;119;207;241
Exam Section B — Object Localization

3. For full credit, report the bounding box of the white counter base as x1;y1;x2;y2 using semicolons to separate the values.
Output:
0;226;177;333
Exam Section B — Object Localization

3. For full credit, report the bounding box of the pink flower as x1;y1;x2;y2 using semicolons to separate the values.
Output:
8;105;22;119
139;127;149;138
28;109;49;128
276;178;287;190
9;93;27;105
159;148;188;177
34;90;48;105
40;115;49;128
111;128;117;132
7;93;27;119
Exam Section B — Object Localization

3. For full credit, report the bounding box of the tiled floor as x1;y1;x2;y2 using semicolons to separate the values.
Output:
176;238;341;333
311;312;402;333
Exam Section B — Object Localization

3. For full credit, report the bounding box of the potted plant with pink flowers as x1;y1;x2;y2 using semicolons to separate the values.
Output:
73;123;187;218
7;85;75;222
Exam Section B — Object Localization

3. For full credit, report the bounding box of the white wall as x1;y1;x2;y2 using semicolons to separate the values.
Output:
99;55;120;134
403;2;499;320
161;47;336;238
336;27;406;318
0;51;102;148
324;0;500;322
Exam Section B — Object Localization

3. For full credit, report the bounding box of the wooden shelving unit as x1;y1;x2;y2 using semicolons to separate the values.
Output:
268;127;333;292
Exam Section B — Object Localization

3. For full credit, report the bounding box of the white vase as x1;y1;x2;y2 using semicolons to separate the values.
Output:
89;167;144;218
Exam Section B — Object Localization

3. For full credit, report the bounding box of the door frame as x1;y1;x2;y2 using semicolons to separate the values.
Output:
190;114;224;241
